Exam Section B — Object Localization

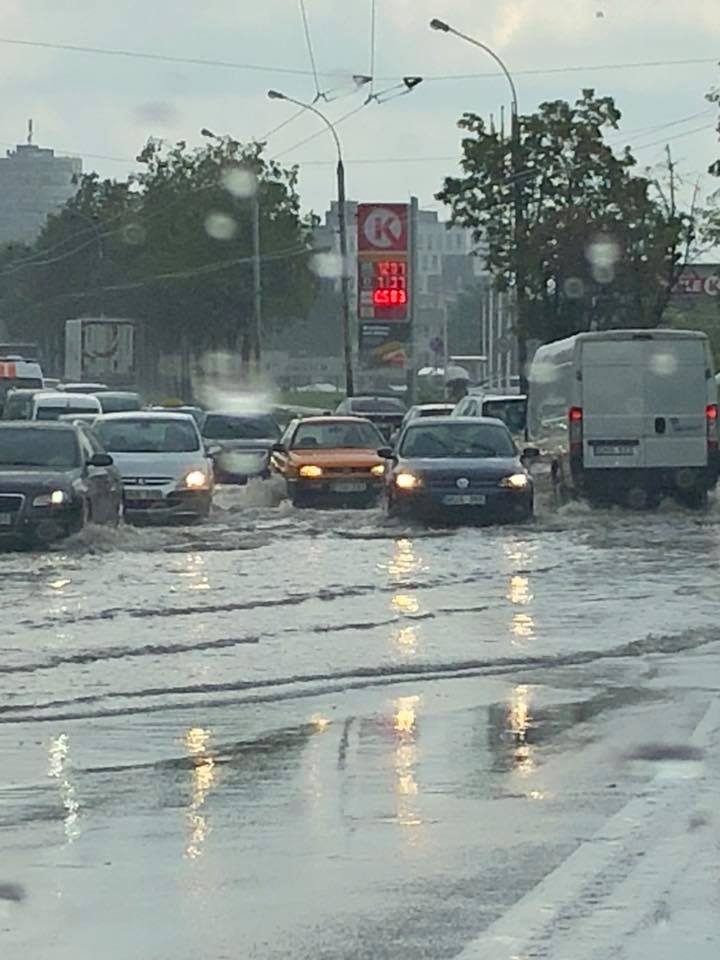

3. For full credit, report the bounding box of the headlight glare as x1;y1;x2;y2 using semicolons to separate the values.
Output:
395;472;420;490
299;465;323;478
500;473;530;490
185;470;210;489
370;464;385;477
33;489;68;507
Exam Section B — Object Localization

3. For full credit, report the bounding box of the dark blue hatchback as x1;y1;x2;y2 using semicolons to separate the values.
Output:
380;416;536;524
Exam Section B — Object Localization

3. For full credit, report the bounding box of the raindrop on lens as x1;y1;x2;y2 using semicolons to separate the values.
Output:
205;212;237;240
564;277;585;300
222;167;258;199
121;222;146;246
650;352;678;376
310;253;343;279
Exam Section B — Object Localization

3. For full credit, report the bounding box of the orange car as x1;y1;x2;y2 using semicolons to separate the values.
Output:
271;416;387;507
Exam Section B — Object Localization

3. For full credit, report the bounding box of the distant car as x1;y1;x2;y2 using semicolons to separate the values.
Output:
380;416;536;524
61;382;109;394
401;404;456;428
201;411;280;485
96;391;145;414
93;412;213;523
454;393;527;437
0;422;122;544
30;392;102;421
2;387;48;421
42;378;62;391
271;416;386;507
0;357;44;416
335;396;406;440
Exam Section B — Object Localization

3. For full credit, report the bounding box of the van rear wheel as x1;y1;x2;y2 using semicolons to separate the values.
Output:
676;488;708;510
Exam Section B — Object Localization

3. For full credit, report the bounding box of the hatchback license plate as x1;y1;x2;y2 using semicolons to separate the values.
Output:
442;494;486;506
331;481;366;493
126;488;163;500
0;513;15;526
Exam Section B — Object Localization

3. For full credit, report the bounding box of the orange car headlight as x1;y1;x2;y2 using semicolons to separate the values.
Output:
299;465;323;478
370;464;385;477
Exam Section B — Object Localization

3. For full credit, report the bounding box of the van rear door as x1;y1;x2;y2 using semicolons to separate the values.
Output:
581;340;644;469
581;337;708;469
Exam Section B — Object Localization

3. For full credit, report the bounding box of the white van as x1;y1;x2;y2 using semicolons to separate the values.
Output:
528;329;718;507
31;392;102;422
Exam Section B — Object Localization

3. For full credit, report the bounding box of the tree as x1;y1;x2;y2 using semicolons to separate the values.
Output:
437;89;692;343
0;137;317;391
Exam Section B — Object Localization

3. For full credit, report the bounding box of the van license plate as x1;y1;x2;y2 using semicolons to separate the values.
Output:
443;494;486;506
331;481;366;493
127;489;163;500
594;444;635;456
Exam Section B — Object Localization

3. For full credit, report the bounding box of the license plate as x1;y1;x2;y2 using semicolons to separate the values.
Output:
126;488;163;500
331;481;367;493
594;445;635;456
442;494;487;506
0;513;14;526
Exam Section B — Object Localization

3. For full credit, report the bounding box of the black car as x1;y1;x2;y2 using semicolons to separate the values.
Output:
201;411;281;484
335;396;406;440
0;422;122;545
380;416;537;524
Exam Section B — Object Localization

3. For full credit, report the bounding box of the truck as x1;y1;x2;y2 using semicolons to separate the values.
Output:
64;318;135;386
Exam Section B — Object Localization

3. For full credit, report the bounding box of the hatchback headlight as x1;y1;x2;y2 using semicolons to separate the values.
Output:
395;472;421;490
370;464;385;477
33;490;68;507
185;470;210;489
299;465;323;478
500;473;530;490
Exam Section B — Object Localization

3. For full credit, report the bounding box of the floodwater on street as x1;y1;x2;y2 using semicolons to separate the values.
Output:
3;483;720;959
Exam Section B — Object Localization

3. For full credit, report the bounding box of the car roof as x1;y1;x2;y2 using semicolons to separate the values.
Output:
34;392;101;405
405;415;510;428
96;410;197;422
481;394;527;402
413;403;455;410
0;420;76;431
204;409;273;418
295;415;377;425
100;390;142;398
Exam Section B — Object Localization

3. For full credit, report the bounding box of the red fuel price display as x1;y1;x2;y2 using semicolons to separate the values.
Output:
372;259;407;307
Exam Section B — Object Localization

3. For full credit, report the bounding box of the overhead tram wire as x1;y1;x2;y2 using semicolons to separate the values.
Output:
298;0;322;101
369;0;377;97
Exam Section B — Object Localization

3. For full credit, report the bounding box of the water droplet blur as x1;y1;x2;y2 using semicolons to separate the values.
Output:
563;277;585;300
592;263;614;285
133;101;180;126
222;166;258;199
311;252;343;279
205;212;237;241
121;222;146;246
650;351;678;376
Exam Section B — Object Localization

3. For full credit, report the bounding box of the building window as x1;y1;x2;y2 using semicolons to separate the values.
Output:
432;255;439;270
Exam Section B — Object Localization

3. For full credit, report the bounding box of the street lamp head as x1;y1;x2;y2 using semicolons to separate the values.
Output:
200;128;217;139
430;18;451;32
267;89;286;101
403;76;424;91
352;74;373;87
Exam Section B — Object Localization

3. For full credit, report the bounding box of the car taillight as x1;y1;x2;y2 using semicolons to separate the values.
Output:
706;404;718;449
569;406;583;447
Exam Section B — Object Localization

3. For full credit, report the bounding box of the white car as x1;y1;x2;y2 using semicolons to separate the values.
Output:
31;392;102;421
93;412;214;522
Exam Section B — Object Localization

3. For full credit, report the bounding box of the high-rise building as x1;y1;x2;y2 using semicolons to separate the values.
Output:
0;138;82;247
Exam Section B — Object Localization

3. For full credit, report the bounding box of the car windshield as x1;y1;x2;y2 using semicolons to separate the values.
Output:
417;406;454;418
202;414;280;441
400;422;515;458
292;421;382;449
99;394;143;413
350;398;405;414
482;399;527;433
0;428;78;468
0;377;43;401
95;418;199;453
36;404;97;421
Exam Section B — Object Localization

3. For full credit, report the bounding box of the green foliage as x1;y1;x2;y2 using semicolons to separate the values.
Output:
0;137;317;372
437;89;692;342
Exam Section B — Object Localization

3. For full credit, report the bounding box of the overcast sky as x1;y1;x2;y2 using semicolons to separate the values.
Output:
1;0;719;219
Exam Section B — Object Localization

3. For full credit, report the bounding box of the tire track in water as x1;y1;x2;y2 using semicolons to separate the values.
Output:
3;627;718;725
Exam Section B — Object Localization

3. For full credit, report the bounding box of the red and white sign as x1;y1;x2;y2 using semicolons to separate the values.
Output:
357;203;408;252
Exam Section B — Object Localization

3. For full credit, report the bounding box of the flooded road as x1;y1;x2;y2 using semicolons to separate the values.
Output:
3;485;720;959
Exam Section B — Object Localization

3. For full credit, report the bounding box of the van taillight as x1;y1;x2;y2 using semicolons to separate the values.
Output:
569;407;583;447
706;404;718;449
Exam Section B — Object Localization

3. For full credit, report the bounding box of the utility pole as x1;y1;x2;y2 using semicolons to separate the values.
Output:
251;196;262;372
407;195;419;403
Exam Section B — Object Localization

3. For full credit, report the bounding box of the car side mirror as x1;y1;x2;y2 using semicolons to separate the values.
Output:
88;452;113;468
522;446;540;461
377;447;395;459
271;442;287;454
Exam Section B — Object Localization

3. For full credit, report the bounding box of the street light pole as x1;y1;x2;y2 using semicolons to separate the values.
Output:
68;208;104;317
268;90;356;397
430;18;529;394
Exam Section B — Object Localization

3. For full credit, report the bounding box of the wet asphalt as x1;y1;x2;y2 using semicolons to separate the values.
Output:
2;481;720;959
